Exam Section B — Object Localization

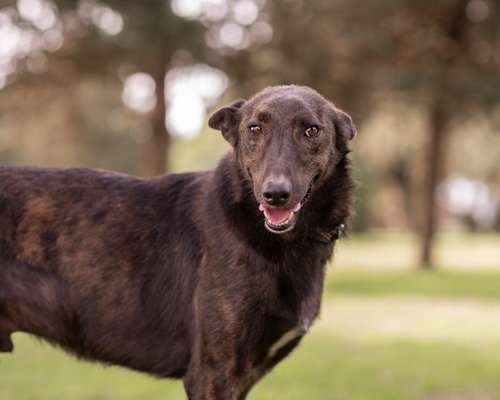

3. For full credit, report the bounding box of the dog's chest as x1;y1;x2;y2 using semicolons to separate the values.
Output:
259;271;321;364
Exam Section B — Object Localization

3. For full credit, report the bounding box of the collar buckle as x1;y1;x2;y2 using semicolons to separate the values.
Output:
311;223;345;244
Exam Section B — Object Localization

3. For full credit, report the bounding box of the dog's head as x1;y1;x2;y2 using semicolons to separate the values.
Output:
209;85;356;234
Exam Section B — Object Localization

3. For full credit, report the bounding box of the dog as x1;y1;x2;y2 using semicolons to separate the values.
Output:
0;85;356;399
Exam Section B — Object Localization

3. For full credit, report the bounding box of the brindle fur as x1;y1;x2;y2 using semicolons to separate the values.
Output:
0;85;356;399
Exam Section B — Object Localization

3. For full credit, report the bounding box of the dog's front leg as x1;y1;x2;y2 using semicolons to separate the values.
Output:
183;363;248;400
182;325;257;400
0;317;16;352
183;284;261;400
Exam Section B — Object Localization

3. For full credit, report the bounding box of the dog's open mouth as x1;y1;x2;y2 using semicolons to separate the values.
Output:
258;176;317;234
259;203;301;234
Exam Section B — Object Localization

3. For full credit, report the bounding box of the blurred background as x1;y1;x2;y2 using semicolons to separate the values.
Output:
1;0;500;399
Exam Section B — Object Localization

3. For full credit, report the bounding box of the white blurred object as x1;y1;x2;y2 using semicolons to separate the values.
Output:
437;174;499;229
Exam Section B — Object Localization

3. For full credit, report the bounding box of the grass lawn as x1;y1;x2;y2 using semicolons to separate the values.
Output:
2;231;500;399
253;333;500;400
334;230;500;271
3;321;500;400
326;269;500;301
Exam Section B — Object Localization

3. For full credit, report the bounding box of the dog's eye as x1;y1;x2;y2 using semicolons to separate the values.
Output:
249;125;263;135
305;126;320;137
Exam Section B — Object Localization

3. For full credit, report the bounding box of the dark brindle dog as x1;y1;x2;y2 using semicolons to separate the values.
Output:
0;85;356;399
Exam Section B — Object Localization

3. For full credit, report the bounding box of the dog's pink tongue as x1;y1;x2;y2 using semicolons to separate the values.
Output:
259;203;301;224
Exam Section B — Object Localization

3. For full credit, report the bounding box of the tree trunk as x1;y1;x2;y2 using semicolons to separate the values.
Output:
418;0;466;268
419;102;448;267
142;66;170;177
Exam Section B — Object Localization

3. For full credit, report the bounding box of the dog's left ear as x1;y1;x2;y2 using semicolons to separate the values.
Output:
208;100;245;147
333;108;357;143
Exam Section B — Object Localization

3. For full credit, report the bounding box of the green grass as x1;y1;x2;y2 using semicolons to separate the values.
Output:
0;334;184;400
253;334;500;400
334;230;500;271
3;330;500;400
2;231;500;399
326;270;500;301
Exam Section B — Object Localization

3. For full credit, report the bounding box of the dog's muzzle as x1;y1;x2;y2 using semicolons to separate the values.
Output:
258;177;317;234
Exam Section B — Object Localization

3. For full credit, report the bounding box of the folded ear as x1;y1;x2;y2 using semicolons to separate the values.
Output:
331;108;356;152
208;100;245;147
334;108;356;142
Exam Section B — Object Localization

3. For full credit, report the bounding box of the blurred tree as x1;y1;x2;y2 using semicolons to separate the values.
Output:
0;73;139;172
0;0;211;175
221;0;500;267
63;0;212;176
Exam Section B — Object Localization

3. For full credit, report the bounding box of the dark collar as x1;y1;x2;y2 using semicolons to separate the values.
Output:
309;224;345;244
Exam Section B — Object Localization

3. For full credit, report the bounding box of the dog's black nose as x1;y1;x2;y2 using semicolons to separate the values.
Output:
263;180;292;206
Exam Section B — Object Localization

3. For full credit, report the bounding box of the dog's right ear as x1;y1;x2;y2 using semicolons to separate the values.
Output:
208;100;245;147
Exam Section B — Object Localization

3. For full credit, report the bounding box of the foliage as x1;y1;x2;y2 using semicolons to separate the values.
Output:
228;0;500;109
0;74;140;172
